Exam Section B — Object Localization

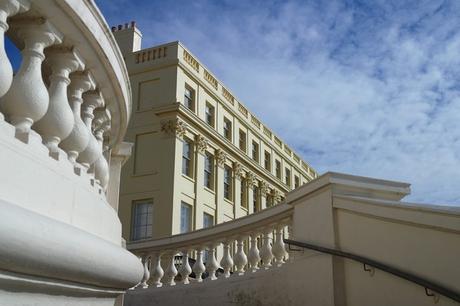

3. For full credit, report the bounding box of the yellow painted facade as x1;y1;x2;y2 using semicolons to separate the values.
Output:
113;24;317;242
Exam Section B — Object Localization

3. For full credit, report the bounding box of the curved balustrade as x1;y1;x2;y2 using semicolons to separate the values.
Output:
0;0;131;197
128;203;293;289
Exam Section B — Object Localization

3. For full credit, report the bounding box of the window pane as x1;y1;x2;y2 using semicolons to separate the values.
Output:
132;200;153;241
181;202;192;233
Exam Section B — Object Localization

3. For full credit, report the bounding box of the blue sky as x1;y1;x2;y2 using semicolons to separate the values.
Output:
9;0;459;205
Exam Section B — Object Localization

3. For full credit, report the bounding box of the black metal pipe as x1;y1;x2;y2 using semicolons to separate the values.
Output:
284;239;460;303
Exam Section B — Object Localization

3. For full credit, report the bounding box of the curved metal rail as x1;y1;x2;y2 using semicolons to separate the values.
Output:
284;239;460;303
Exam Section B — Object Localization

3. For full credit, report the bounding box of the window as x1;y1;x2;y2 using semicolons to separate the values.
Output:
252;141;259;162
266;192;274;207
184;85;195;111
264;151;271;171
240;179;247;208
182;139;193;177
239;129;246;152
285;168;291;187
204;153;214;189
205;103;215;127
223;165;232;201
223;117;232;141
253;186;259;213
275;160;281;179
131;199;153;241
180;202;192;233
203;212;214;228
294;175;300;188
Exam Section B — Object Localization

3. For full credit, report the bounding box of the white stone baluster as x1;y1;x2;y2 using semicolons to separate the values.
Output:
0;0;30;104
233;237;248;275
163;252;178;286
192;248;206;282
151;253;164;288
140;254;150;289
272;225;288;267
1;18;62;134
179;250;192;285
248;234;261;272
93;108;111;189
77;91;104;171
34;47;84;154
260;229;273;269
59;71;95;163
206;243;219;280
220;241;234;278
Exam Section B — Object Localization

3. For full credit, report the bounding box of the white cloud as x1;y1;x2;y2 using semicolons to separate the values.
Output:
98;0;460;205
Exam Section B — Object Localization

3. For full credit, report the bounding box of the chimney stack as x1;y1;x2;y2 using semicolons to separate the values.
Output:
111;21;143;54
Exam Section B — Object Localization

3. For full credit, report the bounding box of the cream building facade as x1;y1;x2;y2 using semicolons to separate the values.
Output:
112;24;318;242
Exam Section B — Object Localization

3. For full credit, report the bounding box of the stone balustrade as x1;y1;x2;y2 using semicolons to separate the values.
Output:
0;0;129;197
128;203;293;288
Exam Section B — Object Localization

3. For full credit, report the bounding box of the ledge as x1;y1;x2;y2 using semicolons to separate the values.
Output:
0;199;143;290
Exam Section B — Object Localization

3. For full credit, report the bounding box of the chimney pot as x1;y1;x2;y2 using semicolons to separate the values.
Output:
118;24;122;30
131;21;136;28
111;26;116;32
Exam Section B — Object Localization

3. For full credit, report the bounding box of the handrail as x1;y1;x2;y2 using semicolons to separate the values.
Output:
128;203;293;253
284;239;460;303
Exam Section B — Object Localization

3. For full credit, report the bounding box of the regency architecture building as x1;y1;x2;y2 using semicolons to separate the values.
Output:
112;24;318;242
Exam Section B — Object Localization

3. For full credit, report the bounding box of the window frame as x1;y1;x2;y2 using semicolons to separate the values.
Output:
131;199;153;241
204;152;214;190
252;141;259;162
205;102;215;127
180;201;193;234
184;85;195;111
223;165;233;201
223;117;232;141
182;138;194;177
285;167;291;187
275;160;281;179
239;129;247;152
264;150;271;171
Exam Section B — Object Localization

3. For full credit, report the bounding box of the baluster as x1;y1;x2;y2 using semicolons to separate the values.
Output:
272;225;288;267
59;71;95;163
34;47;84;154
0;0;30;104
93;108;110;189
77;91;104;171
179;249;192;284
233;237;248;275
220;240;234;278
206;243;219;280
151;253;164;288
163;251;178;286
260;229;273;269
140;254;150;289
192;248;206;282
1;18;62;134
248;234;261;272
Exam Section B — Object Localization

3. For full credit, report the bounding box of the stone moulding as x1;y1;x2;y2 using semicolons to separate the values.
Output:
0;199;143;290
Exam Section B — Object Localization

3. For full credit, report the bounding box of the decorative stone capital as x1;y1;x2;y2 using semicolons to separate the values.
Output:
161;119;187;138
246;171;258;188
260;181;270;197
215;149;227;168
195;134;208;154
272;189;282;203
233;162;245;180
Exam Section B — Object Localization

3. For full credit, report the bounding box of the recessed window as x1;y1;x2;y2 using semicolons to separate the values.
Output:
223;117;232;141
224;165;232;201
275;160;281;179
205;103;215;127
253;185;259;213
180;202;192;234
131;199;153;241
294;175;300;188
182;138;193;177
184;85;195;111
285;168;291;187
252;141;259;162
204;152;214;190
267;191;274;207
239;129;247;152
203;212;214;228
264;151;271;171
241;179;247;208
